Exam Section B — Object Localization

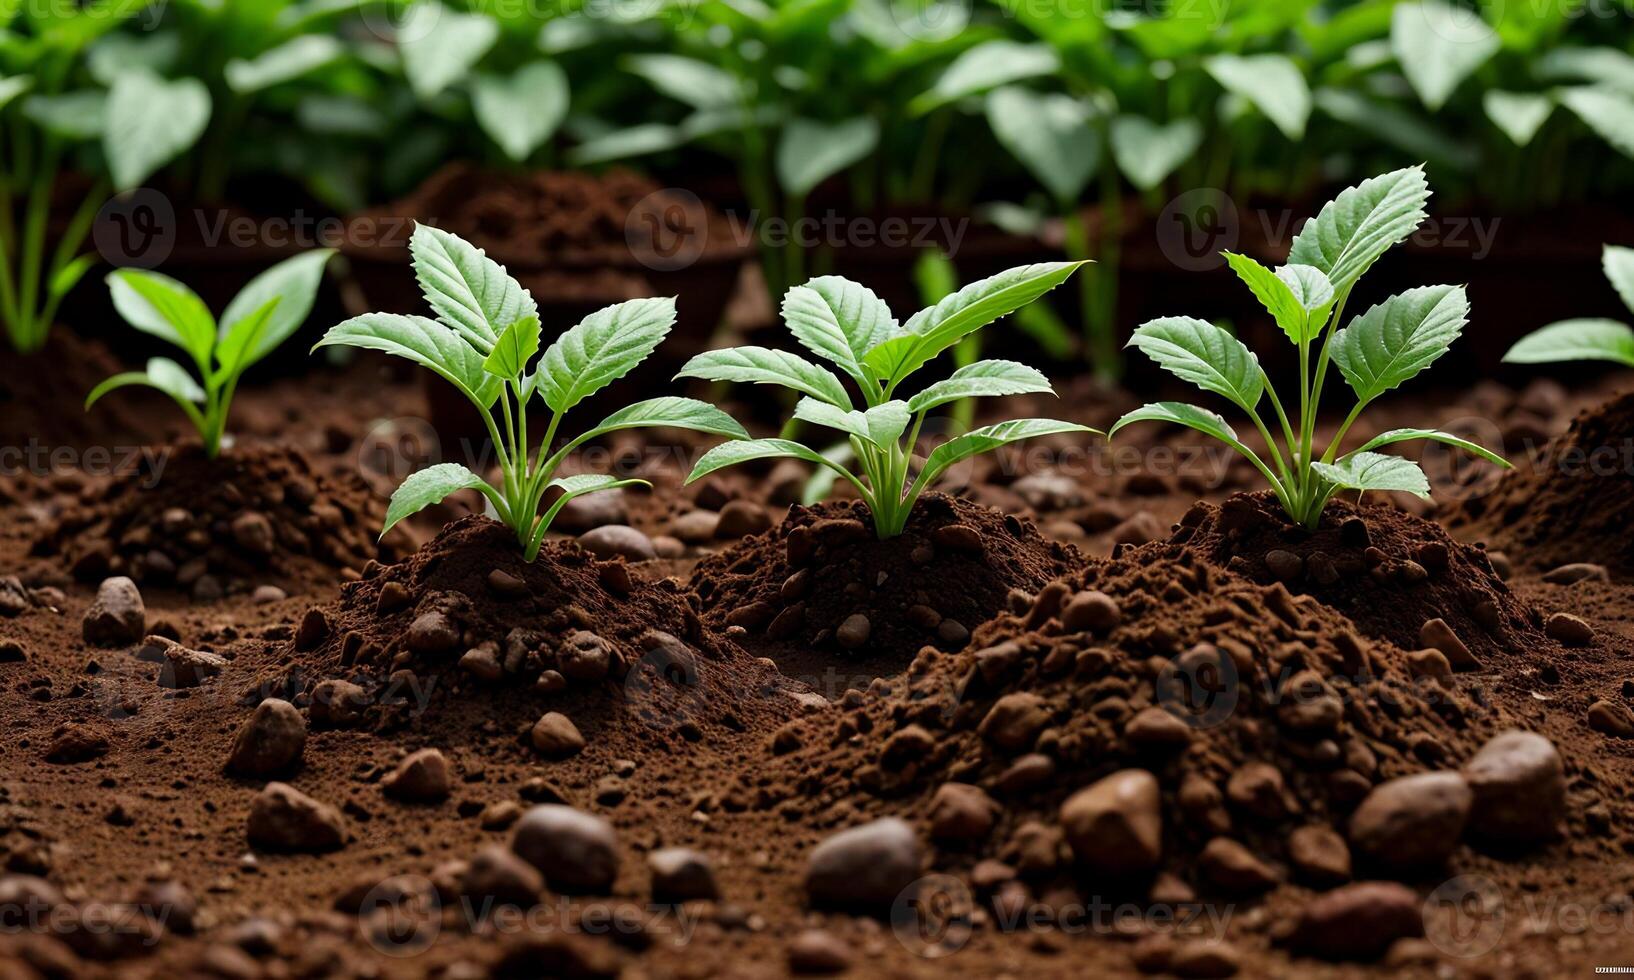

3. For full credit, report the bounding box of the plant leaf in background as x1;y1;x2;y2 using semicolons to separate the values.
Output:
1604;244;1634;312
1504;320;1634;367
225;35;344;94
218;249;337;371
910;40;1059;114
473;60;569;162
777;117;880;199
104;71;211;191
1559;87;1634;159
985;86;1099;203
399;2;499;100
1109;115;1203;191
1391;1;1501;111
1483;90;1554;146
1204;53;1311;139
625;54;741;111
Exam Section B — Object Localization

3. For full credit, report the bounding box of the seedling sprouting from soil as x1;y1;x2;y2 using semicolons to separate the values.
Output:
679;264;1097;539
314;225;746;560
1504;245;1634;367
1113;167;1510;528
87;250;337;459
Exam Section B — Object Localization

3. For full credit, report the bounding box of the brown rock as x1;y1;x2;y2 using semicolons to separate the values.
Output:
382;748;451;803
1545;612;1594;647
928;782;999;842
226;699;306;778
1290;881;1423;961
1464;731;1564;846
82;577;145;647
1059;769;1162;875
1418;618;1479;671
1347;772;1471;874
1288;825;1351;886
531;712;586;759
804;818;922;913
1061;590;1121;633
648;847;718;902
246;783;346;852
978;693;1052;751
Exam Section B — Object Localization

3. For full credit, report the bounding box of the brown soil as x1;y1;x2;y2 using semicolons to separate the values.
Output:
1444;390;1634;577
0;331;157;452
688;494;1086;687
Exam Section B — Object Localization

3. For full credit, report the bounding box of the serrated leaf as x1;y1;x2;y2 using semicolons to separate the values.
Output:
1330;285;1469;402
1109;116;1202;191
399;2;499;99
920;419;1095;486
482;314;542;380
776;117;879;199
676;347;851;408
907;360;1052;414
535;297;675;412
781;277;897;383
1603;244;1634;314
225;35;344;93
219;249;335;371
625;54;739;110
314;313;502;408
384;463;495;534
1503;319;1634;367
1109;402;1241;445
1223;254;1332;344
576;396;748;445
104;71;211;191
1205;53;1311;139
473;60;569;162
794;398;910;450
1127;317;1264;411
108;269;216;369
985;86;1099;204
1483;90;1554;146
688;438;853;485
1312;452;1431;499
1560;86;1634;159
1287;166;1431;293
910;40;1058;114
540;474;648;532
410;224;535;353
1392;1;1500;111
1350;428;1511;468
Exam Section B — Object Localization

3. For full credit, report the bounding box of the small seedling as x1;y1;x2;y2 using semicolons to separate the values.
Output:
1112;167;1510;528
1504;244;1634;367
679;264;1097;539
87;250;337;459
313;225;746;560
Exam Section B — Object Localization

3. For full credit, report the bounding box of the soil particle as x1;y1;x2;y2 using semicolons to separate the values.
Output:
1288;881;1424;960
81;576;145;647
804;817;923;914
246;783;346;852
461;846;545;908
1587;699;1634;737
225;698;306;778
1059;770;1163;875
510;804;618;894
787;929;855;974
381;747;452;803
531;712;587;758
578;525;657;562
647;847;719;902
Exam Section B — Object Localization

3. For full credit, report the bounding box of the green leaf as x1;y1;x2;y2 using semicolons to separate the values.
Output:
1223;254;1332;344
1559;86;1634;158
472;60;569;162
0;75;31;111
1350;428;1511;468
399;2;499;99
1483;90;1554;146
219;249;335;370
564;123;686;166
1312;452;1431;499
1109;116;1202;191
920;419;1095;486
314;313;502;408
225;35;344;93
1503;319;1634;367
625;54;739;110
104;71;212;191
870;262;1086;384
985;86;1099;204
1391;1;1500;111
1331;285;1469;403
108;269;216;368
1109;402;1243;446
910;40;1058;114
24;91;106;140
410;224;535;353
907;360;1052;414
1127;317;1264;412
535;297;676;412
793;398;910;450
776;117;879;199
781;277;898;384
1204;53;1311;139
1313;88;1479;170
215;297;281;382
482;314;542;381
145;356;206;405
1604;244;1634;314
1287;166;1431;293
49;254;97;302
1538;47;1634;92
384;463;496;535
85;371;158;410
676;347;852;409
540;474;648;532
575;396;749;445
688;438;856;486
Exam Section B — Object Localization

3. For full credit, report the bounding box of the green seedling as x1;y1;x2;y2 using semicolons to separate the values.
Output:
313;225;746;560
87;249;336;458
1113;166;1510;528
679;263;1097;539
1505;245;1634;368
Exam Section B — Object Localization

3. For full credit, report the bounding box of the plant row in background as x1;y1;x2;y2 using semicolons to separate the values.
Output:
5;0;1634;360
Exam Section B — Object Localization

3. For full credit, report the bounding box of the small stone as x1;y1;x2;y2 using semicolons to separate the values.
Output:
1265;549;1304;582
931;524;983;554
648;847;718;902
836;613;871;651
1348;772;1471;874
487;569;528;598
45;723;109;763
1588;699;1634;738
511;805;619;893
578;525;656;562
1545;612;1594;647
1061;590;1121;634
461;846;544;908
671;509;720;543
1124;706;1194;751
1059;769;1162;875
558;630;614;682
928;782;999;842
1463;731;1564;846
1291;881;1422;961
145;636;227;689
1170;940;1241;978
406;611;461;657
295;608;329;651
246;783;346;852
1542;562;1608;585
383;748;451;803
0;638;26;662
252;585;287;605
531;712;586;759
231;512;276;555
1226;762;1287;822
787;929;853;974
309;679;369;728
979;693;1052;751
1288;825;1351;886
805;817;922;913
553;489;628;533
1199;837;1280;892
459;643;503;681
1418;618;1479;671
480;801;524;830
82;576;146;647
226;699;306;778
716;500;773;539
936;619;970;647
1405;648;1453;686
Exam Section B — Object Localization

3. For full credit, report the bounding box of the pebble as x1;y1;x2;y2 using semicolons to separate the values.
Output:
978;693;1052;751
480;800;524;830
231;511;276;555
1290;881;1423;961
82;576;146;647
648;847;719;902
309;679;369;728
835;613;871;650
1059;769;1162;875
406;611;461;657
787;929;854;974
252;585;287;605
1587;699;1634;738
1061;589;1122;634
1347;772;1471;873
1463;731;1564;846
382;748;451;803
1545;612;1594;647
671;509;720;543
1170;940;1241;978
459;643;503;681
553;489;628;533
1111;511;1165;546
531;712;586;759
461;846;544;908
578;525;656;562
246;783;346;852
716;500;773;538
927;782;999;842
558;630;613;682
1198;837;1280;892
1287;825;1351;885
804;817;923;913
1405;648;1453;686
45;723;109;763
225;699;306;778
1124;707;1194;751
1418;618;1479;671
1542;562;1608;584
295;608;329;651
511;805;619;893
0;637;26;662
486;569;528;598
931;523;983;554
146;636;227;689
1264;549;1304;582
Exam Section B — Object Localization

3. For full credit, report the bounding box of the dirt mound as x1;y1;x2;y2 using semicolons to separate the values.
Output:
1444;390;1634;577
688;494;1086;686
271;515;803;740
0;330;153;452
31;443;392;597
1164;492;1542;669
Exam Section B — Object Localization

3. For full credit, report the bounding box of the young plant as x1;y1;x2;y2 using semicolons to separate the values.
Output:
1112;167;1510;528
87;249;336;458
313;225;747;561
679;263;1097;539
1504;244;1634;367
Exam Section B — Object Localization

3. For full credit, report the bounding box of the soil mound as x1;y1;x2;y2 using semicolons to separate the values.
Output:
32;443;391;596
0;330;151;451
688;494;1086;685
272;515;802;740
1164;492;1541;668
1444;390;1634;576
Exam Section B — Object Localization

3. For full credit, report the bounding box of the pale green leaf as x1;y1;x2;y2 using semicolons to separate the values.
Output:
219;249;335;370
1109;116;1202;191
482;314;542;380
575;396;749;445
314;313;502;408
776;117;879;198
1287;166;1431;293
675;347;852;409
0;75;31;111
1223;254;1331;344
688;438;859;488
794;398;910;449
410;224;535;353
565;123;686;166
472;60;569;162
985;86;1099;203
1350;428;1511;468
781;277;898;383
1503;319;1634;367
535;297;675;412
1108;402;1278;488
1483;90;1554;146
1560;86;1634;159
1205;53;1311;139
108;269;216;368
384;463;495;534
540;475;648;533
1330;285;1470;402
1392;1;1500;111
1312;452;1431;499
920;419;1095;486
1127;316;1264;411
625;54;739;110
225;35;344;93
215;297;281;382
910;40;1059;114
1603;244;1634;314
104;71;212;191
399;3;499;99
24;91;105;140
907;359;1052;414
